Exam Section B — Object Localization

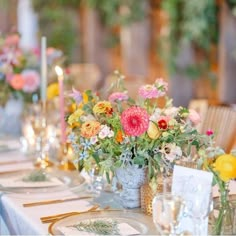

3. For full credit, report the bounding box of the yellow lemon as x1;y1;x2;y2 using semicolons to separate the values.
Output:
214;154;236;182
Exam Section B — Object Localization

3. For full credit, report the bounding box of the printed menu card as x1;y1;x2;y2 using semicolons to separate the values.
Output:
172;165;213;235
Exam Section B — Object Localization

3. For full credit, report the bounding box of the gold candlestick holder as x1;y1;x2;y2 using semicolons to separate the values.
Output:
58;143;76;171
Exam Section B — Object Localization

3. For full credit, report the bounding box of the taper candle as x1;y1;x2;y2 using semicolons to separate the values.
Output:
55;66;66;144
40;36;47;102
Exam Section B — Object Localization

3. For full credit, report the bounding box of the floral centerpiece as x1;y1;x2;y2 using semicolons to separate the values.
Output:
66;71;211;184
0;32;40;105
0;32;64;105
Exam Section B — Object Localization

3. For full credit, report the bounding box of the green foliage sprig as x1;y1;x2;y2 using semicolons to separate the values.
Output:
71;219;119;235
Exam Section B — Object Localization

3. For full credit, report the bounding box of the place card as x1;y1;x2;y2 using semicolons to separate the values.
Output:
172;165;213;235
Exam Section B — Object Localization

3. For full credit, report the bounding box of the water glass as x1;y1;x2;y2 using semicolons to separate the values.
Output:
152;193;185;235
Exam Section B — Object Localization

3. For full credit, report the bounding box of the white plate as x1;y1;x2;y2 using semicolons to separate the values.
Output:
0;168;85;196
48;210;158;235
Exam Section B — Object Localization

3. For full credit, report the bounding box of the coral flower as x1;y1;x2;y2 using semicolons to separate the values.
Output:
93;101;113;115
9;74;24;90
22;69;40;93
108;92;129;102
138;84;158;99
158;119;168;130
81;120;101;138
121;106;149;136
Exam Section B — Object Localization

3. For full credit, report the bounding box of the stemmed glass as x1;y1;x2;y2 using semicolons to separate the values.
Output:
26;102;53;168
185;183;213;235
152;193;185;235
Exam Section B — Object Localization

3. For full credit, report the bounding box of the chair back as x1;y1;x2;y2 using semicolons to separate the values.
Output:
201;106;236;152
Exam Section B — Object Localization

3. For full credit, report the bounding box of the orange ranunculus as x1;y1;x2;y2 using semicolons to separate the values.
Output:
147;121;161;140
93;101;113;115
116;130;123;143
10;74;24;90
81;120;101;138
214;154;236;182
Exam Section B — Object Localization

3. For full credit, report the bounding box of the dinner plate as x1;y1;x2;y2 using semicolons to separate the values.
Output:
48;210;158;235
0;168;85;197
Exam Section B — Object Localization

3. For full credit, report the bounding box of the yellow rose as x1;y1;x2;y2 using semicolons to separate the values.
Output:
47;82;59;100
81;120;101;138
68;109;84;127
147;121;161;140
214;154;236;182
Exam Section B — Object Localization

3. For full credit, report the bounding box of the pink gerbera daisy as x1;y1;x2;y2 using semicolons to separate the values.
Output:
108;92;129;102
138;84;158;99
121;106;149;136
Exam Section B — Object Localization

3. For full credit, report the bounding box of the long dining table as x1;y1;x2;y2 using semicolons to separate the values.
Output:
0;140;154;235
0;138;236;235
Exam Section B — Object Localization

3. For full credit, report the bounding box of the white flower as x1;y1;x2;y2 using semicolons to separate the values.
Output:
164;107;179;117
150;108;162;121
80;114;96;122
90;136;98;145
98;125;114;139
164;144;182;162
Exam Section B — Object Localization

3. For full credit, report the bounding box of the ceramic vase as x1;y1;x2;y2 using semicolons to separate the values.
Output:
115;165;147;208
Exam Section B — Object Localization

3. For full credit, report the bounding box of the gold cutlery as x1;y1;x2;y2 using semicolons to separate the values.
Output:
40;204;100;223
23;196;93;207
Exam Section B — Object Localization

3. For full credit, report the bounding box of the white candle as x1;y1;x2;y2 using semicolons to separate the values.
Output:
40;36;47;102
55;66;66;144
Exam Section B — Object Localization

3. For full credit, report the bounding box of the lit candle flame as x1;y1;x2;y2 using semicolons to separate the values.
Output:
55;65;63;78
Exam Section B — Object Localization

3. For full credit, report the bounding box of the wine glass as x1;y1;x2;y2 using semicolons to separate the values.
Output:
152;193;185;235
25;102;53;168
185;183;213;235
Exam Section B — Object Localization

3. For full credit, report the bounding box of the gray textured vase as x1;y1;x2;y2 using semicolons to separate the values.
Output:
0;98;23;136
115;165;147;208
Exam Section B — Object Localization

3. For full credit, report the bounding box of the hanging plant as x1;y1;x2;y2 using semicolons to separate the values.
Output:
159;0;219;82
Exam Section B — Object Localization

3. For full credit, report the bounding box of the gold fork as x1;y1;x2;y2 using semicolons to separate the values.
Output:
40;204;100;224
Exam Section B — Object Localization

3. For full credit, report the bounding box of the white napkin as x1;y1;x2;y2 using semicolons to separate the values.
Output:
0;139;21;151
0;162;34;174
58;221;140;236
0;172;64;188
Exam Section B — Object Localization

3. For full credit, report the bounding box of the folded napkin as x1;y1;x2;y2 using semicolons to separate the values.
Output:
0;138;21;152
0;162;34;174
0;171;64;188
58;221;140;236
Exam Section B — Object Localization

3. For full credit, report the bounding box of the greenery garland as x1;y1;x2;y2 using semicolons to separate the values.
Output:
159;0;218;81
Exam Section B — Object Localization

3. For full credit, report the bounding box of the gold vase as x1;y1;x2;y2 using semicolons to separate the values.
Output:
140;176;172;216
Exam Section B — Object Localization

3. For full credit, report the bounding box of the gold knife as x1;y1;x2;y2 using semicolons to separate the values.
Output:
23;196;93;207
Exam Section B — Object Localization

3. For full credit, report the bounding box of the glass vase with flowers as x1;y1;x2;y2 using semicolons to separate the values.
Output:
66;71;213;208
204;151;236;235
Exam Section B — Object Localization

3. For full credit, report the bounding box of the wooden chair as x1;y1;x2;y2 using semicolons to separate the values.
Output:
200;106;236;152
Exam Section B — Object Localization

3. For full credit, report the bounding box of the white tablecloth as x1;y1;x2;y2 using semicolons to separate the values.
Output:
0;148;120;235
0;143;235;235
